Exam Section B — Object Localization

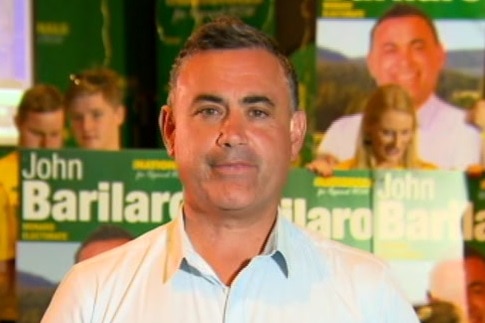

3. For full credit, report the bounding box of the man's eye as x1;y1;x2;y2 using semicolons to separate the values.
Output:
401;130;412;136
412;41;426;51
249;109;268;118
196;107;220;116
470;285;485;295
382;45;397;55
71;114;83;121
93;111;103;119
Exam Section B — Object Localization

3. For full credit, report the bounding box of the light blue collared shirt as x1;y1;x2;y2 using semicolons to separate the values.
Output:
42;211;419;323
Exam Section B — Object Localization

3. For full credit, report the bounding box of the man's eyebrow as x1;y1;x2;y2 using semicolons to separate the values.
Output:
410;38;426;46
241;95;275;107
193;94;225;105
469;281;485;289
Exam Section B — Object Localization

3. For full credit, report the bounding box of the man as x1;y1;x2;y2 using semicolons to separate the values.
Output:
0;83;64;323
464;246;485;323
0;184;16;323
427;259;468;321
42;17;418;322
426;247;485;323
12;84;64;149
314;3;480;171
74;224;134;263
65;67;125;150
413;301;463;322
0;83;64;217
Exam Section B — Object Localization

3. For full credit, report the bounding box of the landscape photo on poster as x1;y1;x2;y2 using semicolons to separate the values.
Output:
315;14;485;132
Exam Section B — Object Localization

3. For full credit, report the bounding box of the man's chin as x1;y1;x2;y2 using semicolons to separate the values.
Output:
469;313;484;323
80;141;101;150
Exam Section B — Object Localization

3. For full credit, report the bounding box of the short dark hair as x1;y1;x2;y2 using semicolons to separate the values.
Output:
75;224;134;262
65;67;125;109
370;4;440;45
168;16;299;111
414;301;462;323
17;84;64;122
464;243;485;261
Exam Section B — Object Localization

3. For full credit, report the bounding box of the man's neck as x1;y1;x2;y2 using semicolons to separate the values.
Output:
183;207;277;285
414;94;434;110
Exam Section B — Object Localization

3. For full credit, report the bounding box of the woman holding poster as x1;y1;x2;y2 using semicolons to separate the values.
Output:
307;84;436;175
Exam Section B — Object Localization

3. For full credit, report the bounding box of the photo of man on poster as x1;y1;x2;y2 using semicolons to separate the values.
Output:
312;3;483;171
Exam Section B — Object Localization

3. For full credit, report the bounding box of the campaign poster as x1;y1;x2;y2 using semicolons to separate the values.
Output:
16;148;474;321
372;170;470;309
316;0;485;131
314;0;485;175
17;148;182;323
285;168;471;309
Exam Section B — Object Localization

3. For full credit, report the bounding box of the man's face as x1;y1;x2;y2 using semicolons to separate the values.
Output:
16;110;64;148
466;257;485;323
69;92;124;150
161;49;306;216
369;109;414;168
367;16;445;108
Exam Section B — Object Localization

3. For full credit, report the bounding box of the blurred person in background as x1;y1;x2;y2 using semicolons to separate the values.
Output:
65;67;125;150
307;84;436;175
414;301;464;323
313;3;480;171
0;83;64;323
463;246;485;323
426;246;485;323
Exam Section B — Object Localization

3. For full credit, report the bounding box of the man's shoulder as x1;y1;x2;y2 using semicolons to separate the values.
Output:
429;97;473;124
0;151;18;166
283;218;387;273
423;97;479;136
310;233;387;271
319;113;362;157
327;113;363;131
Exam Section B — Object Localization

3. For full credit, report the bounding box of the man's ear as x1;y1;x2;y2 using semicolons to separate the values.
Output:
116;105;126;126
160;105;175;157
14;114;21;130
366;52;378;81
290;110;307;162
435;43;446;72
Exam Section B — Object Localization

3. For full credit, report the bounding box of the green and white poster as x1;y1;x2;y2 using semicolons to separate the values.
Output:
17;149;182;322
17;149;481;320
316;0;485;133
283;168;471;306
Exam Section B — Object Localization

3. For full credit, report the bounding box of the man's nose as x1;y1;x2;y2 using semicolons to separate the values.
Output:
389;133;398;146
44;136;60;149
216;113;248;148
39;135;49;148
396;48;414;67
80;117;94;131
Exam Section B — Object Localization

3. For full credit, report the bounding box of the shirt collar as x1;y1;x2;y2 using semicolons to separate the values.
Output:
163;212;185;283
163;207;291;282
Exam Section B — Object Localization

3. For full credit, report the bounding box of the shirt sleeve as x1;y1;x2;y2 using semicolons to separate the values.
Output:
373;268;420;323
41;267;93;323
451;125;481;170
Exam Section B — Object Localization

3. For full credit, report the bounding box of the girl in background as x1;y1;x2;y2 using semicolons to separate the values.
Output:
307;84;436;175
